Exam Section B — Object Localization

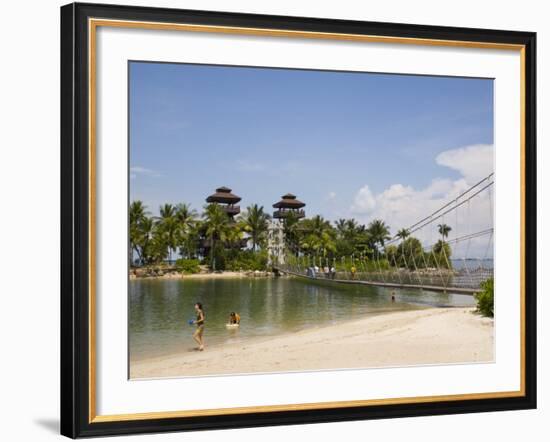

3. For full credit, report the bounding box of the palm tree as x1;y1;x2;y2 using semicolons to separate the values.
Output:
309;215;332;237
130;200;148;226
282;211;301;254
396;228;410;242
397;236;423;270
385;244;399;265
318;231;336;258
334;218;369;257
179;223;201;259
175;203;197;232
437;223;452;240
432;239;453;269
138;217;156;264
158;203;175;220
156;204;178;262
297;215;336;263
345;219;360;235
300;231;335;258
240;204;271;251
129;201;149;265
367;219;391;251
203;203;231;270
334;218;359;239
175;203;197;255
225;221;244;250
335;218;347;238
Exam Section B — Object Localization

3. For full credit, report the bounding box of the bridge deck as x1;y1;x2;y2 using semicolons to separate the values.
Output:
275;268;480;295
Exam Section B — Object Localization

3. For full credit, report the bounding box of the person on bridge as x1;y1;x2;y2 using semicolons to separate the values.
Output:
351;265;357;280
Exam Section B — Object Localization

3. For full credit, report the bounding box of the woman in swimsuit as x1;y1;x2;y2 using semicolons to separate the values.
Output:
192;302;205;351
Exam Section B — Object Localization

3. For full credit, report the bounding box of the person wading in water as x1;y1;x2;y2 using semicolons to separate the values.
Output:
192;302;205;351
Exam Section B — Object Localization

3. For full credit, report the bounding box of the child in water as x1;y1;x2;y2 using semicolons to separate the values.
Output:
228;312;241;325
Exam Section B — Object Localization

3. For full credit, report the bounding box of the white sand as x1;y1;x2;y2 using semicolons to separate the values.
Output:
130;307;494;379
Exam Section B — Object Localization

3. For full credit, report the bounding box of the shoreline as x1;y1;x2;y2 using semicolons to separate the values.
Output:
130;269;275;280
130;307;493;379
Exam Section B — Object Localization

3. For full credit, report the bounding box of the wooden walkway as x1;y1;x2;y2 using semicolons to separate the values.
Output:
274;267;480;295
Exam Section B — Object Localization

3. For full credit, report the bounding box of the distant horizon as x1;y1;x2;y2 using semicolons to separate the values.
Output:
129;61;494;249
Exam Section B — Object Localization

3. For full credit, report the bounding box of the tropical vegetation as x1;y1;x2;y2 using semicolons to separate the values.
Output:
475;277;494;317
129;199;454;272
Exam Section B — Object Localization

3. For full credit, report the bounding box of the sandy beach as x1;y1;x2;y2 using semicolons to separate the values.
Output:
130;307;494;379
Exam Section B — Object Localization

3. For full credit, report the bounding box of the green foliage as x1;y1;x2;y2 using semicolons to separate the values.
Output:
282;211;301;252
384;244;398;264
179;225;201;259
430;240;453;269
395;237;424;269
335;258;389;272
475;277;494;317
438;223;452;239
203;203;234;270
239;204;271;251
129;200;149;265
130;206;170;266
367;219;391;250
203;243;227;271
396;228;410;240
225;250;268;272
129;198;457;274
175;258;200;274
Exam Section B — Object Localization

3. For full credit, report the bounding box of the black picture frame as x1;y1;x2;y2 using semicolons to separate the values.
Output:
61;2;537;438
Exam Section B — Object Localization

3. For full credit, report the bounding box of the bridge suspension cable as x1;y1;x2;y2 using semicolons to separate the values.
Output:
275;172;494;293
386;173;494;246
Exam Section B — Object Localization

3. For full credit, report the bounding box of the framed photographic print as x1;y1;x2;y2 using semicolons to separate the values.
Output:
60;2;537;438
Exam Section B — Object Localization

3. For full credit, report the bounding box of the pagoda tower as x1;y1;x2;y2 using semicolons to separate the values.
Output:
268;193;306;265
205;186;241;218
272;193;306;220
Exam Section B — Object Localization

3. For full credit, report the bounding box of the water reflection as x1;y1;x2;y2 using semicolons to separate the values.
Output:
129;276;475;361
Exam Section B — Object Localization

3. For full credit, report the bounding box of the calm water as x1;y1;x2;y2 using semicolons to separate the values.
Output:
450;258;494;270
129;277;475;361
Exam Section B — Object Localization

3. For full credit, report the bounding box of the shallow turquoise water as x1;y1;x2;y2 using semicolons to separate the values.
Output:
129;276;475;360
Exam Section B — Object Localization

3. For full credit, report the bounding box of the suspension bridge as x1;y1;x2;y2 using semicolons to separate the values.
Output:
274;173;494;295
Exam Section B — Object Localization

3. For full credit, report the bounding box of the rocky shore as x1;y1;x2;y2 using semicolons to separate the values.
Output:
129;267;275;280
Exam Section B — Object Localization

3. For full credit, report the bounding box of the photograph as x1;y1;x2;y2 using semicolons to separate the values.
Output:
128;61;496;379
0;0;543;438
57;2;537;437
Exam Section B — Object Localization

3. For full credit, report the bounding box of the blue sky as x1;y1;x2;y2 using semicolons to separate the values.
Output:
129;61;493;236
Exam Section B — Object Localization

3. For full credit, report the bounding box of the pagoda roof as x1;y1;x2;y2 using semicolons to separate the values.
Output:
273;193;305;209
206;186;241;204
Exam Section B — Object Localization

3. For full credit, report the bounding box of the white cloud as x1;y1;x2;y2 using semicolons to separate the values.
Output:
327;191;337;200
130;166;162;178
381;183;415;200
351;185;376;214
436;144;494;183
349;144;494;258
